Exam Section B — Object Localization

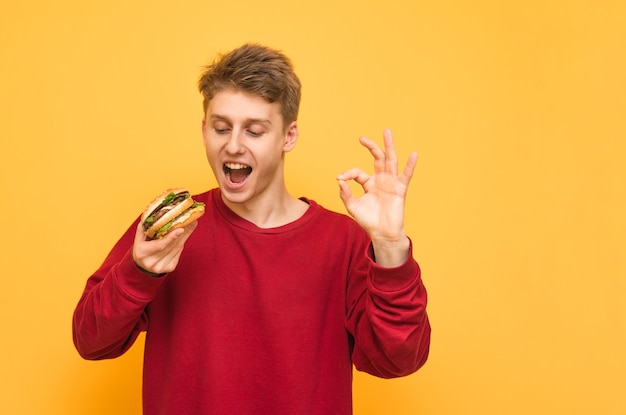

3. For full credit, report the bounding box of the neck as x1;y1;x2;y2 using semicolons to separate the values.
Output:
222;188;309;228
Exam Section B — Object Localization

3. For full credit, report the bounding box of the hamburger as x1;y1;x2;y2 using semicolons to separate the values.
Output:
141;187;205;240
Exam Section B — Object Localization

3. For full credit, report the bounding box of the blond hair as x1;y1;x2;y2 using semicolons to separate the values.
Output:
198;44;301;126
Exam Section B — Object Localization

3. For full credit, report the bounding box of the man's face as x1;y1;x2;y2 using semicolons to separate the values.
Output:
202;88;298;207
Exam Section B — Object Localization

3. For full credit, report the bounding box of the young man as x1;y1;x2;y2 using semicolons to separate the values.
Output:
73;43;430;414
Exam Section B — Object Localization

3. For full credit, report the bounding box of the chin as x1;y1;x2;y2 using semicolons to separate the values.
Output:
219;185;251;205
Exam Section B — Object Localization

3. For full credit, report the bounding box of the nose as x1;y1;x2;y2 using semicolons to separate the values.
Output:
225;129;244;154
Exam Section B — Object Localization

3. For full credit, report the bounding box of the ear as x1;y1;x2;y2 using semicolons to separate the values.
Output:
283;121;299;152
201;118;207;138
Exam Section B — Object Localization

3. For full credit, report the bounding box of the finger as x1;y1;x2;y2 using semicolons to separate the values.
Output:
140;229;189;273
337;179;355;208
162;227;187;243
400;151;419;186
151;218;198;246
336;167;371;186
133;224;187;270
382;128;399;175
155;226;194;260
358;135;386;174
170;221;198;246
134;221;147;242
133;222;160;260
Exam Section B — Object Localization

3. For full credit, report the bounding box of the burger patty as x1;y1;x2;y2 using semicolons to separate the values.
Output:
150;205;174;224
143;193;189;230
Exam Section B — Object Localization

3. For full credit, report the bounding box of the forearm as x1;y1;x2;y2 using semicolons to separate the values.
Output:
347;240;431;378
359;268;430;377
73;223;165;360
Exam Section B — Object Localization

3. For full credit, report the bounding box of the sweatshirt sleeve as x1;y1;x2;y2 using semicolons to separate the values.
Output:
72;220;166;360
345;238;431;378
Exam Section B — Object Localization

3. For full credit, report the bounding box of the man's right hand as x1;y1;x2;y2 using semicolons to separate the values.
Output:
132;220;198;276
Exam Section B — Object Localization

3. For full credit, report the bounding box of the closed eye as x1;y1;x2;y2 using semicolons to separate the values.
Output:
246;129;263;137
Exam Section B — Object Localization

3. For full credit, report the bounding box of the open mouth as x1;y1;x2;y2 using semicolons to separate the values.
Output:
223;162;252;184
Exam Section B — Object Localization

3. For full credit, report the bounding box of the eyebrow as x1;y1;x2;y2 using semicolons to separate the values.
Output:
209;114;273;126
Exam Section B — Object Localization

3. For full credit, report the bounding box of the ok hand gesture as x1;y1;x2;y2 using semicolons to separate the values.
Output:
336;129;417;267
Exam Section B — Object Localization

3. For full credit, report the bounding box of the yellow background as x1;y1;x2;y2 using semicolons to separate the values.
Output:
1;0;625;414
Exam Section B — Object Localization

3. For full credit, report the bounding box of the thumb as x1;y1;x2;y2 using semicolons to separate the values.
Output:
337;179;354;208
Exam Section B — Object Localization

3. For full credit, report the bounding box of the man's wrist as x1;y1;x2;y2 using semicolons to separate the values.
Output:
370;235;411;268
134;261;167;278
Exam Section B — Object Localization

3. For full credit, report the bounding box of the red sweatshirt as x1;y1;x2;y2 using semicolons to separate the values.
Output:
73;189;430;415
